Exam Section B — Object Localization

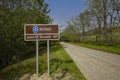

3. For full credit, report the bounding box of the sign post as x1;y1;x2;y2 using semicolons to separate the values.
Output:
24;24;59;78
47;40;50;76
36;40;39;78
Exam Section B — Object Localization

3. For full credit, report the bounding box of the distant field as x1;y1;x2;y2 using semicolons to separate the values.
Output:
0;44;86;80
70;42;120;55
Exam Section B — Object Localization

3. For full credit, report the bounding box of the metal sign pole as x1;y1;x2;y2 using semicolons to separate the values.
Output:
36;40;39;78
47;40;50;76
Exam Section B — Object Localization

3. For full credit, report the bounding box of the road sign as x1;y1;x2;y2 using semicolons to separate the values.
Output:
24;24;59;41
24;24;59;78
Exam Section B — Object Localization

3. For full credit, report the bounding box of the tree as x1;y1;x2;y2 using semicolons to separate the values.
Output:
78;10;92;40
62;10;92;42
0;0;52;69
61;0;120;46
87;0;120;42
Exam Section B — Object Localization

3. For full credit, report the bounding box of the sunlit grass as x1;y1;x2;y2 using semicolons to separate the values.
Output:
71;42;120;55
0;44;86;80
50;45;86;80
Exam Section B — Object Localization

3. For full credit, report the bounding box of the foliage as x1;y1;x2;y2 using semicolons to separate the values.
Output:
0;0;52;69
61;0;120;48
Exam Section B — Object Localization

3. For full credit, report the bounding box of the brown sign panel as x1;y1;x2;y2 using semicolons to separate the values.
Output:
24;24;59;41
25;24;58;34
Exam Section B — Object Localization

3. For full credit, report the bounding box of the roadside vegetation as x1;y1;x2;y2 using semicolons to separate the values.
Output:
61;0;120;53
70;42;120;55
0;0;52;69
0;44;86;80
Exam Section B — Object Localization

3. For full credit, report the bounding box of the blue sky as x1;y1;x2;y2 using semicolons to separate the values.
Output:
45;0;86;27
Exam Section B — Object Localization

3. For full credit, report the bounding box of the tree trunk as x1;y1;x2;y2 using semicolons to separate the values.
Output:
103;0;108;42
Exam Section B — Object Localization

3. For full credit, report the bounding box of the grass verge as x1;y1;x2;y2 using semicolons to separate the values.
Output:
70;42;120;55
50;44;86;80
0;44;86;80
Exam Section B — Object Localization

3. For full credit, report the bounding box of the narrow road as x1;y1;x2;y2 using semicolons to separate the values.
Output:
60;42;120;80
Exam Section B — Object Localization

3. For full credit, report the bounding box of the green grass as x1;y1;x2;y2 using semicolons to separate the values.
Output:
0;50;47;80
0;44;86;80
70;42;120;55
50;44;86;80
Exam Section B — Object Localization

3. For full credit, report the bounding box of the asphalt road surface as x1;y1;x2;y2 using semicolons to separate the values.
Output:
60;42;120;80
